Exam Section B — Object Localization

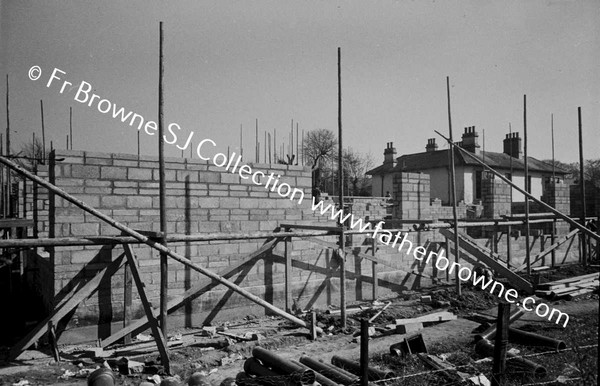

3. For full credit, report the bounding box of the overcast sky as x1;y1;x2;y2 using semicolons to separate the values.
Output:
1;0;598;164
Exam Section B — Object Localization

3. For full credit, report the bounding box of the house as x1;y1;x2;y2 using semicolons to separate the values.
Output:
367;127;568;204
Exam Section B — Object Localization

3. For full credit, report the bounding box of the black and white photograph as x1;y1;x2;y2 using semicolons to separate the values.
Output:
0;1;598;385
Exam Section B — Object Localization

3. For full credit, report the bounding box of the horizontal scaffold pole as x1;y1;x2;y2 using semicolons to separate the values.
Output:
0;230;336;248
0;155;322;334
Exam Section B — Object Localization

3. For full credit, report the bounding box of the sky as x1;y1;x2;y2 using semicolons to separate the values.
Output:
1;0;598;165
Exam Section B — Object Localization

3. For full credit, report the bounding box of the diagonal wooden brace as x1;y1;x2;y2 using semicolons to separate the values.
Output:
100;238;279;348
9;253;126;360
122;244;170;373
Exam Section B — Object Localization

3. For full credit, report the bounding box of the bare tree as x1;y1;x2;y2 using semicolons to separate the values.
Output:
15;137;46;171
303;129;337;170
303;129;337;190
343;148;373;196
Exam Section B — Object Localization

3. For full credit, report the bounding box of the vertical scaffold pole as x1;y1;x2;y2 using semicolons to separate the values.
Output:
578;107;587;266
446;76;461;295
337;47;346;328
158;21;168;336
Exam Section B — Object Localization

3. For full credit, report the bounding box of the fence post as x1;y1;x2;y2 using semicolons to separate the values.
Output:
492;302;510;386
360;318;369;386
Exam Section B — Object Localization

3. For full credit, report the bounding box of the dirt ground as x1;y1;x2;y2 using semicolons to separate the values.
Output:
1;266;598;386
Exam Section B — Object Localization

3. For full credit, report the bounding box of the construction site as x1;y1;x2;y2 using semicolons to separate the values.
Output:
1;3;600;386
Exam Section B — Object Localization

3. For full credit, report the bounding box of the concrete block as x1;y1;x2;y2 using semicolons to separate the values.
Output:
219;197;240;209
199;172;220;183
70;223;100;236
128;168;152;180
127;196;153;208
101;166;127;180
101;196;126;208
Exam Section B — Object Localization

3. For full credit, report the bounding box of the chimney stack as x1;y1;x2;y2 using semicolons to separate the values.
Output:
426;138;438;152
503;132;522;159
461;126;480;154
383;142;397;166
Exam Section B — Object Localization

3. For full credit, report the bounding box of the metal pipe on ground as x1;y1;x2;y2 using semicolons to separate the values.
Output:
299;356;358;385
331;355;396;381
243;357;302;386
475;307;524;341
475;338;547;377
508;327;567;350
0;155;323;336
290;360;340;386
252;347;315;385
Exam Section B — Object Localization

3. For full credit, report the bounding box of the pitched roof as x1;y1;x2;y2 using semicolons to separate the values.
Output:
366;162;395;176
383;149;568;174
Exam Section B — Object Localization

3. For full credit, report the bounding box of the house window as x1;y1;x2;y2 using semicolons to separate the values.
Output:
527;175;532;194
475;171;482;199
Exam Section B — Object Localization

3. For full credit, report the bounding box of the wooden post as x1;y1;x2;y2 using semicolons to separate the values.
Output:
48;321;60;362
551;113;555;183
40;100;46;163
360;319;369;386
524;95;531;275
492;302;510;386
5;75;9;159
371;236;378;300
506;225;512;269
1;135;4;218
284;232;292;313
446;76;461;295
578;107;587;266
337;47;346;328
123;261;133;344
444;236;450;281
310;311;317;341
302;129;305;165
69;106;73;150
493;223;498;254
4;76;9;217
551;219;556;267
158;21;168;336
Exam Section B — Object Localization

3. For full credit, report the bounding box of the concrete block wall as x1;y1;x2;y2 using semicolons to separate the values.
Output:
347;197;389;222
41;149;328;326
570;183;600;218
429;198;470;221
542;180;570;215
26;150;424;342
482;174;511;218
393;172;431;220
